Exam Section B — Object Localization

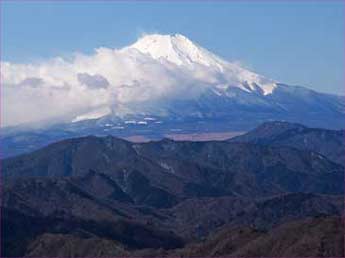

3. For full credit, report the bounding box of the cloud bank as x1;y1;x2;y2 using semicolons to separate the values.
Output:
1;34;275;127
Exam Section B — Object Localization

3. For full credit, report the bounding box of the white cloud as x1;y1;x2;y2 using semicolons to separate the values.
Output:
1;33;276;127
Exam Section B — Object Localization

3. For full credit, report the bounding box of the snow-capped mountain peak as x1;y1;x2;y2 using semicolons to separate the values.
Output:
128;33;277;95
128;33;225;68
5;33;322;128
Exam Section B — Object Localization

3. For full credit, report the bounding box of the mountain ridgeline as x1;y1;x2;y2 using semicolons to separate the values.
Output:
2;34;345;159
230;121;345;166
1;121;344;257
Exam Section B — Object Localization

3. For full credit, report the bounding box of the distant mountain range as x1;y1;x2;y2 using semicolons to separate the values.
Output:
60;34;345;127
6;33;344;125
2;34;344;160
230;121;345;166
2;121;344;257
2;30;345;257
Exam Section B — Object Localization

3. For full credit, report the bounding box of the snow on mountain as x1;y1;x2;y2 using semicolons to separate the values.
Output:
72;106;111;123
128;34;224;67
126;34;277;95
2;33;344;128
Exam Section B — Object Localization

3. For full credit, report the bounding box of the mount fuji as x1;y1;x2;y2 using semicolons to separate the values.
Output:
70;34;344;126
2;33;344;157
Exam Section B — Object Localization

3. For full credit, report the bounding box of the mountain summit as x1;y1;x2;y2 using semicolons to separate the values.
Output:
126;33;277;95
2;33;344;157
129;33;226;67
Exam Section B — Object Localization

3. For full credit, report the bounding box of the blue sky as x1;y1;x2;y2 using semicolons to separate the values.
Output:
1;1;344;95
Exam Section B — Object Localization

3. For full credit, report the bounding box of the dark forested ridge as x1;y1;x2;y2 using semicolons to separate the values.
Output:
2;122;344;257
230;121;345;166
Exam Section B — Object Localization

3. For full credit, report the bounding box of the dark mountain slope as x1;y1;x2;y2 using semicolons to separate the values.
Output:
26;233;129;257
2;134;344;257
230;121;345;165
2;192;343;257
3;173;343;242
175;216;344;257
163;193;343;240
232;216;344;257
137;140;344;196
134;217;344;257
1;208;184;257
3;136;344;200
